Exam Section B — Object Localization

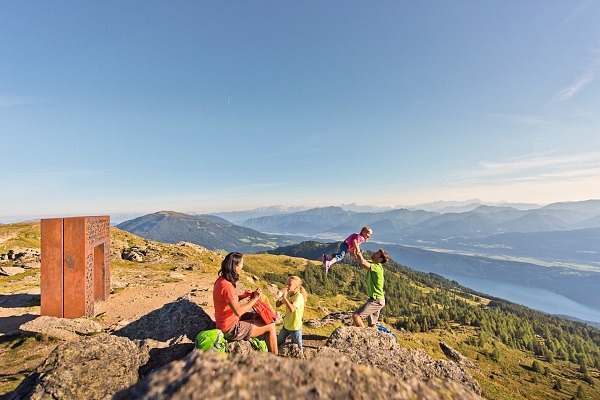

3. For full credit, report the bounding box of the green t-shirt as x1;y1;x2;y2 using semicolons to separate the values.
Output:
282;291;304;331
366;261;384;300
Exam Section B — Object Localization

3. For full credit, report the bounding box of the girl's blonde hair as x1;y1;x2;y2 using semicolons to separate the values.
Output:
361;226;372;235
289;275;308;301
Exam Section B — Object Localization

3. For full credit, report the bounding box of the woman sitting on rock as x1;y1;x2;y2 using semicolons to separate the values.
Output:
212;252;278;355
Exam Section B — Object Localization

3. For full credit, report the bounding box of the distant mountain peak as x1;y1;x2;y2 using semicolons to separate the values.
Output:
542;199;600;213
156;210;188;217
116;211;298;253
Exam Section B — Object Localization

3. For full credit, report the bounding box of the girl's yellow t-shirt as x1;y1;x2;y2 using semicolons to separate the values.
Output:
283;291;304;331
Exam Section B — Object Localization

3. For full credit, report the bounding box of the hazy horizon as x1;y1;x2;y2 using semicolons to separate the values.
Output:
3;197;599;225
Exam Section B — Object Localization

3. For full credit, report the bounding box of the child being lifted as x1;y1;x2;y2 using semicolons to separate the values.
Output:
322;226;372;273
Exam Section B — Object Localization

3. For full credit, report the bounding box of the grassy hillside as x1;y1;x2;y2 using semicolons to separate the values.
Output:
264;242;600;400
0;222;41;252
1;222;599;399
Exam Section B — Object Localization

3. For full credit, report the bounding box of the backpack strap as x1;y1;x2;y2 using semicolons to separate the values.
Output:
213;330;224;350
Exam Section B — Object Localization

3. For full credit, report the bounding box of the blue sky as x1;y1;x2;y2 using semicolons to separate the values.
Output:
2;1;600;219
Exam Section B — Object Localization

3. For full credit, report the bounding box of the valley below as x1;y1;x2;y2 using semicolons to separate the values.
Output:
362;241;600;327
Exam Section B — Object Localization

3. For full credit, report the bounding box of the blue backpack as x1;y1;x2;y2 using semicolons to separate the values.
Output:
376;325;398;342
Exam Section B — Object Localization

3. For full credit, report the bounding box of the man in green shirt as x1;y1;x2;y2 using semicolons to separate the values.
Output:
353;248;389;328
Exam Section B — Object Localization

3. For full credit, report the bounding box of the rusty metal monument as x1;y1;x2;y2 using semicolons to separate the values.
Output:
41;216;111;318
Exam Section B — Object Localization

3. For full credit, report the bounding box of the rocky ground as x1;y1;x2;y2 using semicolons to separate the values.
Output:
0;264;204;393
0;232;334;399
1;237;482;399
0;264;329;398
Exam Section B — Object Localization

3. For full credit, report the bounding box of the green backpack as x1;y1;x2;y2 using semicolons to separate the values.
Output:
250;337;268;352
195;329;227;353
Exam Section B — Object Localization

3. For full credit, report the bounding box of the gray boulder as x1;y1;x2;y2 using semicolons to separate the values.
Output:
112;294;215;342
226;339;256;355
21;261;41;269
113;295;216;375
0;266;26;276
8;248;41;265
305;311;354;328
323;326;482;396
121;249;144;262
19;316;103;341
137;336;196;377
116;348;482;400
9;334;148;400
279;342;305;358
440;341;479;371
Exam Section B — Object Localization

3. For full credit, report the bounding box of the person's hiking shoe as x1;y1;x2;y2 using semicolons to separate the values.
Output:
324;260;331;274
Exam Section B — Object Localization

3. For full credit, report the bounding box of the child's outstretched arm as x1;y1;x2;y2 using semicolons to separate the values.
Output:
352;237;361;256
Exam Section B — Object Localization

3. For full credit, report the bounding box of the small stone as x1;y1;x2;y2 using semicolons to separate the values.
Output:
0;266;26;276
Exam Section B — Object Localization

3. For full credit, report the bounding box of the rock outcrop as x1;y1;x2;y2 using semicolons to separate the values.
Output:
9;334;149;400
0;266;26;276
120;244;166;262
0;248;41;267
112;294;215;342
19;316;103;341
113;294;216;375
117;350;482;400
322;327;482;396
279;342;305;359
305;311;354;328
11;302;482;400
440;341;479;371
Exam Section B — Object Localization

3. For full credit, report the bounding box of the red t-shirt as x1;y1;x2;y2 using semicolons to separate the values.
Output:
213;276;239;332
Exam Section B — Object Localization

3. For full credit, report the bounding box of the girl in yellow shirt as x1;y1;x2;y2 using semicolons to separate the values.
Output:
276;276;307;351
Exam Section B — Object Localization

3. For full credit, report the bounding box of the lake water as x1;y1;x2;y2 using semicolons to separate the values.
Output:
441;274;600;325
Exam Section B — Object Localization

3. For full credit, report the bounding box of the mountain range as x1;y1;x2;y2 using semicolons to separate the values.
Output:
116;211;301;253
115;200;600;323
236;200;600;265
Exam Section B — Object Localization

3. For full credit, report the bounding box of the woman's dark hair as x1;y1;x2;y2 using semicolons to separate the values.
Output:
219;252;243;285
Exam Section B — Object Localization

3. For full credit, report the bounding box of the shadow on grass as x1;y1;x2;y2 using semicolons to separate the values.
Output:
0;315;38;335
0;294;40;309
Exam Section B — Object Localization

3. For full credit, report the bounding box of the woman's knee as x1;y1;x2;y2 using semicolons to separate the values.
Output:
255;322;275;335
266;324;276;335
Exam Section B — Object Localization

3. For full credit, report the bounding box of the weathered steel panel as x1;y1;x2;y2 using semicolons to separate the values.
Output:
40;218;64;317
63;217;88;318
